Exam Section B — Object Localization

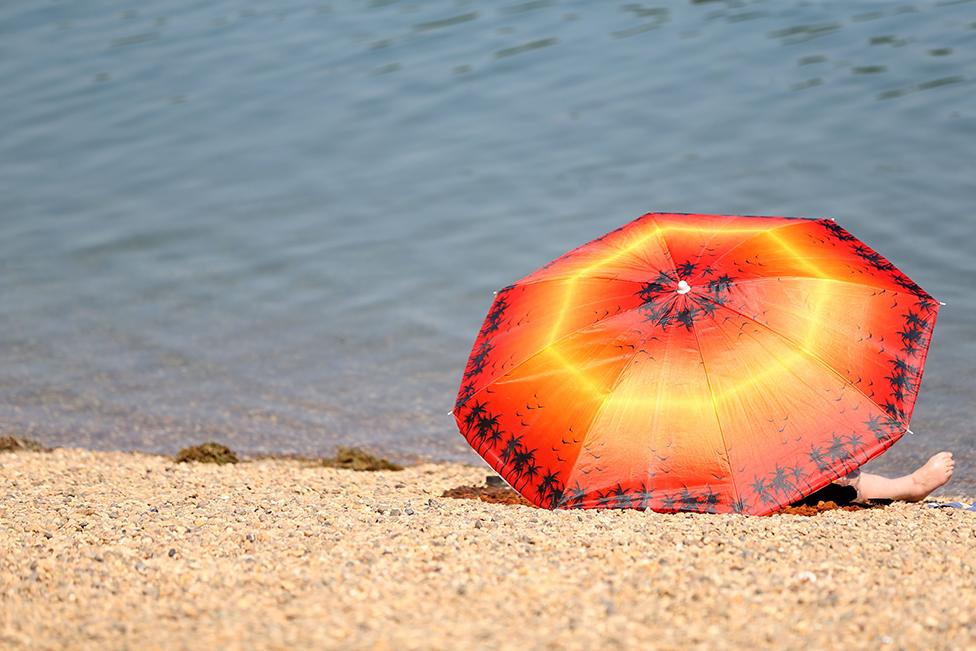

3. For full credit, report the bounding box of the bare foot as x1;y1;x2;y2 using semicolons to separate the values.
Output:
907;451;955;501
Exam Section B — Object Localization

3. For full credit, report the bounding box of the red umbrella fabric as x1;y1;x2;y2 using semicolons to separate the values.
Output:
453;213;940;515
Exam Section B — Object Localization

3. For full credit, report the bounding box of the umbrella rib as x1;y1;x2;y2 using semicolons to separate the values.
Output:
695;293;899;426
688;321;742;509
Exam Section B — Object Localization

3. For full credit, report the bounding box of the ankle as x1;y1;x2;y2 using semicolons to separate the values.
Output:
906;472;929;501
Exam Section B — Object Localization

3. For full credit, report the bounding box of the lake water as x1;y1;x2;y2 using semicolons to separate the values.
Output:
1;0;974;486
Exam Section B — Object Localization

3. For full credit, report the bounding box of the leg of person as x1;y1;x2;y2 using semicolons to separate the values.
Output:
857;451;955;502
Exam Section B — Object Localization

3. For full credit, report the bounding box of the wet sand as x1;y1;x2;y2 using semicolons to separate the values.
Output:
1;448;975;650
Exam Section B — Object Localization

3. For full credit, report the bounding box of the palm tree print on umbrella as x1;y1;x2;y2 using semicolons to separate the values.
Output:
789;463;815;493
634;483;655;510
808;445;831;473
674;306;699;330
893;274;928;297
731;497;751;514
462;400;487;433
852;244;895;272
455;382;476;410
883;401;908;426
609;484;633;509
865;414;897;445
898;324;926;357
701;487;722;513
594;490;617;509
822;220;858;242
463;339;495;381
474;412;503;455
513;450;540;492
768;465;797;500
845;432;869;465
679;487;701;511
886;372;916;403
457;400;503;455
826;434;856;473
498;433;524;469
707;274;734;302
557;483;588;509
478;286;514;338
750;476;777;507
536;471;564;509
903;311;929;331
635;263;737;331
456;400;570;507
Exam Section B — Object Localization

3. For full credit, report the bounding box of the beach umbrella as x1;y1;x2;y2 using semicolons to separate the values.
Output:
453;213;941;515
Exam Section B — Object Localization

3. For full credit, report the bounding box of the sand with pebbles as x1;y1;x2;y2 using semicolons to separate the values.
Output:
1;448;975;650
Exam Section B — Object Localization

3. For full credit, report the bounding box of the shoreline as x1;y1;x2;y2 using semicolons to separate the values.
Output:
2;447;975;649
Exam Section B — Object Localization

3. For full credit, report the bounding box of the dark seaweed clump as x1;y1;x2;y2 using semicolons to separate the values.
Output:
442;484;532;506
0;436;50;453
776;501;871;516
175;442;239;465
321;446;402;471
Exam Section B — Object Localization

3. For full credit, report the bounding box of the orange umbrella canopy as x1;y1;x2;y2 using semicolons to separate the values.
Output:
453;213;940;515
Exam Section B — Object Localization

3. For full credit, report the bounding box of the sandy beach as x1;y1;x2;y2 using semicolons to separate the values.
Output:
2;448;975;650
